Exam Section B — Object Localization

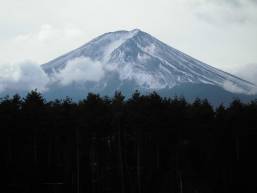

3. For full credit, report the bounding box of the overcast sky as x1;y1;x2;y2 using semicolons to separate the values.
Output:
1;0;257;83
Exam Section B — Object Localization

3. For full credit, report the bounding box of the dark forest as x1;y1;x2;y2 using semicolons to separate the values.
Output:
2;90;257;193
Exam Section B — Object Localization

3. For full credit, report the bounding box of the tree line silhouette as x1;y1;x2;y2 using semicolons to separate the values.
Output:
2;90;257;193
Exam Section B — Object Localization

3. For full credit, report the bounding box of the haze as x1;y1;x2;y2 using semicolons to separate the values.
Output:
1;0;257;84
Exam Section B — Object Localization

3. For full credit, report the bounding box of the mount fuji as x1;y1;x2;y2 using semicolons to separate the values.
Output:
41;29;257;105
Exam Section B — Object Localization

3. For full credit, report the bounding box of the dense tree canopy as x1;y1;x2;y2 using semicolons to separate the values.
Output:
2;90;257;193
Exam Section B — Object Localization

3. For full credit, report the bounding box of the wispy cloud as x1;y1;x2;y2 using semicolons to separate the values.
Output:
53;57;105;86
223;80;247;94
0;24;86;64
0;61;49;93
0;0;257;95
0;56;106;94
188;0;257;25
235;63;257;85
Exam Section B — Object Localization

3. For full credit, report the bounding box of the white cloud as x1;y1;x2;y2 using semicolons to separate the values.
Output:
234;63;257;85
0;61;50;93
222;80;257;95
53;57;105;86
0;0;257;87
189;0;257;25
222;80;246;94
0;56;106;93
0;24;86;64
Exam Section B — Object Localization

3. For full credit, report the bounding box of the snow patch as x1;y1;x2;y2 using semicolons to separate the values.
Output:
40;29;256;95
137;53;151;62
143;44;156;54
118;62;165;89
103;30;139;62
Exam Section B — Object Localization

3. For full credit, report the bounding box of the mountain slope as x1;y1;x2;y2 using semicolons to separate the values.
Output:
41;29;257;99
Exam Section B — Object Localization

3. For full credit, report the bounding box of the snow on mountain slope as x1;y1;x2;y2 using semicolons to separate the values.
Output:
41;29;257;95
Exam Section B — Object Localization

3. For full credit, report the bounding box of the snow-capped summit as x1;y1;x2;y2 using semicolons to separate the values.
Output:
41;29;257;96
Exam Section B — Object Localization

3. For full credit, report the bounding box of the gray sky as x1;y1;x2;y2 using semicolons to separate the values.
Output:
1;0;257;83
